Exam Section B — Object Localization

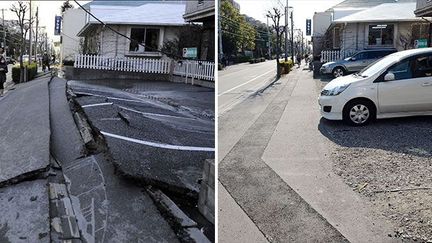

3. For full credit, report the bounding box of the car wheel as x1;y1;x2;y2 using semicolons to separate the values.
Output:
332;67;345;78
343;100;375;126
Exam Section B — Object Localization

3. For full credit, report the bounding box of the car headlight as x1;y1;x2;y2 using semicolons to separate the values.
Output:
321;84;350;96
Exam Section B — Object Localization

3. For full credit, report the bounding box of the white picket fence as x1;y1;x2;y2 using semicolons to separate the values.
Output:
74;54;215;82
173;60;215;81
320;50;355;63
74;54;170;74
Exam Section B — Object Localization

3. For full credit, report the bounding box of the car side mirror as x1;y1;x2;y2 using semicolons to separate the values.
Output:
384;72;395;81
350;57;356;61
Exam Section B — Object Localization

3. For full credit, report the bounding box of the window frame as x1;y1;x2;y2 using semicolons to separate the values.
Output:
127;27;162;55
366;23;396;48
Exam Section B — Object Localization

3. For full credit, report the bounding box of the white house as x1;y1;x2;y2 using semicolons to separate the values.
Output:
312;0;421;58
331;2;427;53
76;2;187;59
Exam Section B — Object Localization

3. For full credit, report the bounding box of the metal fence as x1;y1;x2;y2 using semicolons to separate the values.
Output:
74;54;170;74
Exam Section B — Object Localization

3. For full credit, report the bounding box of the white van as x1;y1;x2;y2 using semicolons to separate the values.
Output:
319;48;432;126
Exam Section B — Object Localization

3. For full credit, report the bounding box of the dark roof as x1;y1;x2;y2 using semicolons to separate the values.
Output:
329;0;415;10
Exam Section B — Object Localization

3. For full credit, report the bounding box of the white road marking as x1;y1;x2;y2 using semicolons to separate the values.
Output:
218;69;276;96
100;118;122;121
82;102;113;108
101;131;215;152
117;105;197;121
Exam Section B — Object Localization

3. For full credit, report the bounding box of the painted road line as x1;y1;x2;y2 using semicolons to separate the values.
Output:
218;69;276;96
82;102;113;108
117;105;197;121
101;131;215;152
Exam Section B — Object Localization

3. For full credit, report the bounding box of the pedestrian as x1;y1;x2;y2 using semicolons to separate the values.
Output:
42;52;50;71
296;54;302;68
51;54;56;65
0;48;8;96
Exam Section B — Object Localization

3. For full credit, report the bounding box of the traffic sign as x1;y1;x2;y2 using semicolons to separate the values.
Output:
306;19;311;36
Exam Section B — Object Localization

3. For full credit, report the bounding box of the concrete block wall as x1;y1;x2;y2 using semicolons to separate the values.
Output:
198;159;215;224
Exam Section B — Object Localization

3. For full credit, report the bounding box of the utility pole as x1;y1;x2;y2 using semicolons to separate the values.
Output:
29;0;32;64
218;0;223;63
35;7;38;64
1;9;6;56
291;9;294;62
284;0;288;61
267;16;271;59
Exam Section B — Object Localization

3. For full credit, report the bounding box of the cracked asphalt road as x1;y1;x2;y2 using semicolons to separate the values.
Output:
68;79;215;194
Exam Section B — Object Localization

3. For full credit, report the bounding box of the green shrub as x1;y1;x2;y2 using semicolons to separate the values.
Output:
218;63;223;70
12;62;38;83
279;60;294;74
235;56;251;63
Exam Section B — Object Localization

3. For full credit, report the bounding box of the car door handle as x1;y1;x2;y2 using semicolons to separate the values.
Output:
422;82;432;87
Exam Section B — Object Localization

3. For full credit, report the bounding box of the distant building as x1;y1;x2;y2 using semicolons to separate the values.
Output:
183;0;215;61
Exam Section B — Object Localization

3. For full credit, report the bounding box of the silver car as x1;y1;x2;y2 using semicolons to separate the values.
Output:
320;49;397;78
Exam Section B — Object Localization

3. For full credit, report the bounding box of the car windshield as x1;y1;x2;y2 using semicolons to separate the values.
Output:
357;55;399;77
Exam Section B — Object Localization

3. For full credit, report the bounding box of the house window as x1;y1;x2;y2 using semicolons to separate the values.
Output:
129;28;160;53
333;27;341;49
368;24;394;46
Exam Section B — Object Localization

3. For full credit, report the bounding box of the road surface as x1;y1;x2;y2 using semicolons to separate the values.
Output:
218;61;277;114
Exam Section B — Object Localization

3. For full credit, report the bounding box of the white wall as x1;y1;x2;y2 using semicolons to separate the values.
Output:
98;25;182;58
61;8;86;61
312;11;332;37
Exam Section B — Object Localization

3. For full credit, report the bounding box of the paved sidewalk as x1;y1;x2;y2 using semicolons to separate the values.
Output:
0;76;52;242
262;67;397;242
0;77;51;184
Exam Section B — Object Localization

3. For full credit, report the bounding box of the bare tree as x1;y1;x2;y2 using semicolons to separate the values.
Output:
267;7;285;78
11;1;34;83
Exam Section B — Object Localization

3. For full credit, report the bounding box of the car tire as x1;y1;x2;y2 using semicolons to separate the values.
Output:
332;67;345;78
343;99;376;126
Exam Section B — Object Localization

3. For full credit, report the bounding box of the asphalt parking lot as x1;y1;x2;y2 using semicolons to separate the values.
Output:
68;79;215;195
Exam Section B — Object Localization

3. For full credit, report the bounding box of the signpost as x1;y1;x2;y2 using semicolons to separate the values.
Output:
182;47;198;59
415;38;428;48
54;16;62;36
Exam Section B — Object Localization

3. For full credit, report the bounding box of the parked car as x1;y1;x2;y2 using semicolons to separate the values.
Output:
320;49;397;78
319;48;432;126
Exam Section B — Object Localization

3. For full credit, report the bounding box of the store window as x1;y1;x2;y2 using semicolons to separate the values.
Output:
129;28;160;53
368;24;394;46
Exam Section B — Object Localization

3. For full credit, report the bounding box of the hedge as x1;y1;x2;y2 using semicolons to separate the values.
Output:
12;62;38;83
249;57;266;64
279;60;294;74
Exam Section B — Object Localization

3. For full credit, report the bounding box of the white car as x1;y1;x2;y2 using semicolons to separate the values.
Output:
319;48;432;126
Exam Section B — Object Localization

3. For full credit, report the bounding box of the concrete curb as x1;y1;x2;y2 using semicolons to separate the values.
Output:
147;187;211;243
